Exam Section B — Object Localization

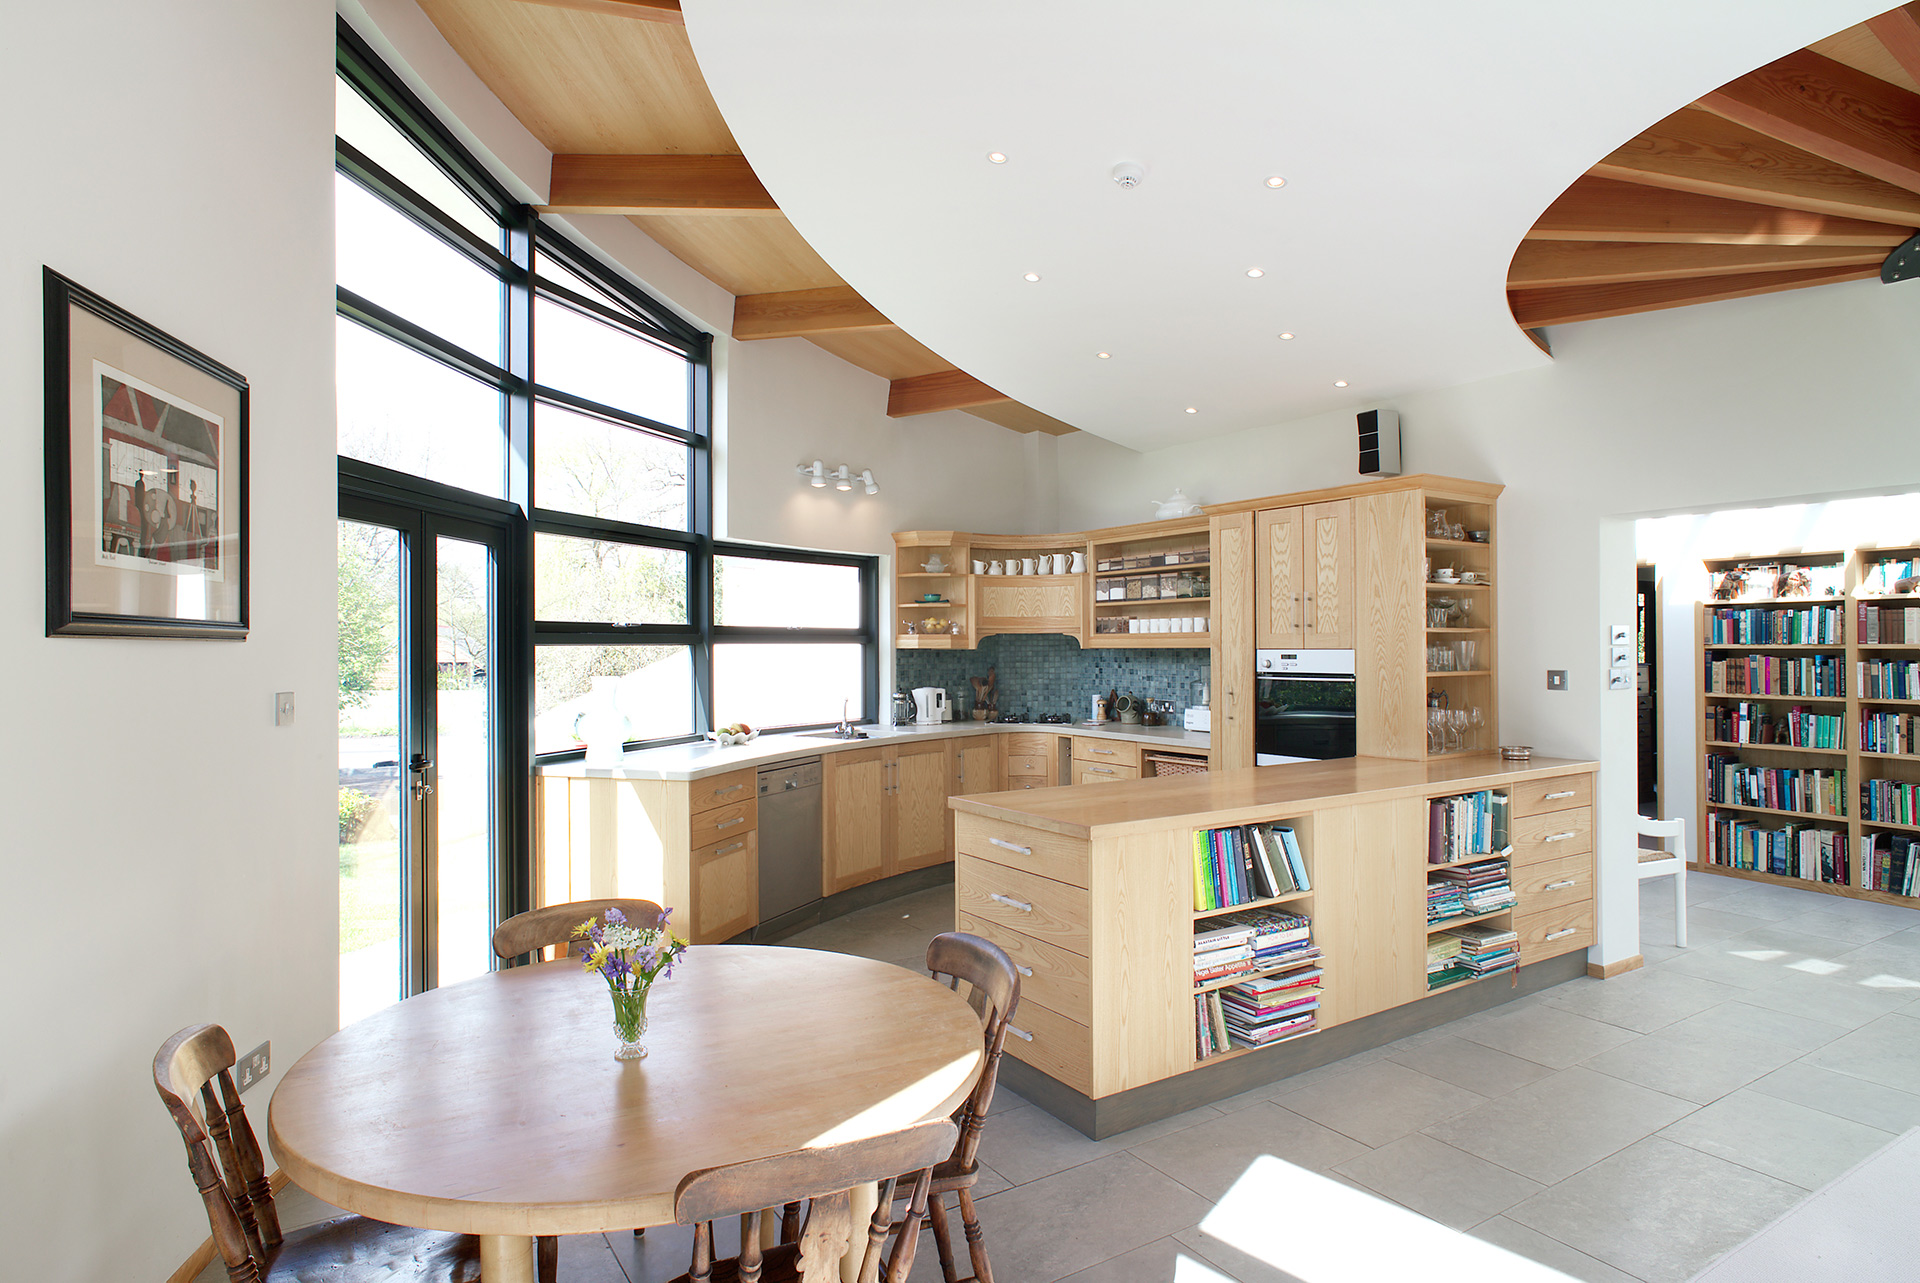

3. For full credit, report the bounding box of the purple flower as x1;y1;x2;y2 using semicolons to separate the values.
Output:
607;954;633;981
658;907;673;926
604;906;627;925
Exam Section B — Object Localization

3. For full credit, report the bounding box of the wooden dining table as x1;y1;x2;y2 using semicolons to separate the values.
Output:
268;945;985;1283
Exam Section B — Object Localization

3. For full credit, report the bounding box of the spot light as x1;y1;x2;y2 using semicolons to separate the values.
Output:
988;152;1008;164
1246;268;1265;278
1265;176;1287;188
1185;407;1198;414
1334;380;1348;388
1097;351;1111;359
1279;333;1295;340
830;465;854;491
1023;272;1041;282
796;460;827;488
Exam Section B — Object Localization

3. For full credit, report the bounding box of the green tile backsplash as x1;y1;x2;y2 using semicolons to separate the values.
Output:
894;633;1210;720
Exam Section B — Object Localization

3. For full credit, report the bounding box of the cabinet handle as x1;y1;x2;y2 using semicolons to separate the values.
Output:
1543;879;1578;890
989;893;1033;913
1544;831;1576;842
1544;789;1576;800
1306;591;1316;629
1545;927;1578;941
714;783;746;797
990;838;1032;856
1089;767;1115;775
715;816;746;830
1292;591;1301;629
1089;747;1116;755
713;841;746;856
1016;964;1033;977
1006;1024;1034;1042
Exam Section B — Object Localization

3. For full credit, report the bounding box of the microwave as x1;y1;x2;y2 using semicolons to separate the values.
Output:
1254;648;1357;765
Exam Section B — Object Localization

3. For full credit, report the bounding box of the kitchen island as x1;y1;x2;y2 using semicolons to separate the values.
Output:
950;752;1598;1136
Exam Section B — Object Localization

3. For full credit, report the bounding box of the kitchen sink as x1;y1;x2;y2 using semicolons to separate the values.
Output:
798;730;868;740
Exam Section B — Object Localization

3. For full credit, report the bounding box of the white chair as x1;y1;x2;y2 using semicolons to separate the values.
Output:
1636;817;1689;947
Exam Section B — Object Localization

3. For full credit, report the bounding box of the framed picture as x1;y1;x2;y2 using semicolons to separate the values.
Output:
44;268;248;638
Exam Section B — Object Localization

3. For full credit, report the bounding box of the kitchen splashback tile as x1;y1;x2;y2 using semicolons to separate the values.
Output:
896;634;1209;719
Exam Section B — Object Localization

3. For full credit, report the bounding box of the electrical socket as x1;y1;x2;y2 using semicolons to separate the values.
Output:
236;1041;270;1093
1547;670;1568;691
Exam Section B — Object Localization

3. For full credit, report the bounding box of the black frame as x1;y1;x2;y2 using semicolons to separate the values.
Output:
44;268;250;639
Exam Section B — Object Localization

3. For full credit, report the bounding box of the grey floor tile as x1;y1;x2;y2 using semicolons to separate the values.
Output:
1129;1102;1370;1201
1659;1088;1895;1191
1655;998;1847;1054
1741;968;1920;1028
1389;1034;1557;1096
1468;1216;1644;1283
971;1161;1013;1199
1424;1067;1696;1185
1505;1137;1807;1283
610;1221;702;1283
1818;940;1920;990
1333;1133;1543;1231
975;1102;1118;1185
965;1151;1212;1282
553;1232;642;1283
1637;941;1687;968
1704;886;1827;923
1056;1234;1245;1283
1801;1010;1920;1092
1105;1103;1228;1148
1746;1059;1920;1132
1658;942;1815;992
985;1086;1029;1116
1672;903;1788;938
1280;1059;1488;1147
1680;871;1743;905
1537;967;1739;1034
1456;1003;1641;1069
1579;1026;1799;1105
1714;922;1865;963
1771;907;1918;945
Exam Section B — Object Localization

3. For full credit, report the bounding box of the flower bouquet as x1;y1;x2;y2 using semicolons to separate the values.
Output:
572;906;688;1061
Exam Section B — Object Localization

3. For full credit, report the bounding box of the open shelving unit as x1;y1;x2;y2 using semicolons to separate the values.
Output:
1089;523;1213;649
1695;546;1920;907
1191;817;1321;1065
1423;491;1498;757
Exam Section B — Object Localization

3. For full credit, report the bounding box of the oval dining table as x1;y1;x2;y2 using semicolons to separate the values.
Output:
268;945;985;1283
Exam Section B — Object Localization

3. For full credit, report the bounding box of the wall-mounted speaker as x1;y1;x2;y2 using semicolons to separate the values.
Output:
1358;408;1401;477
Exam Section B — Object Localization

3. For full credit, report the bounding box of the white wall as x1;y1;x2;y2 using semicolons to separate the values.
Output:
0;3;338;1279
1058;278;1920;963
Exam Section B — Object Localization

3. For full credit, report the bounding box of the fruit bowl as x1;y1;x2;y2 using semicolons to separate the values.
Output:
707;727;759;747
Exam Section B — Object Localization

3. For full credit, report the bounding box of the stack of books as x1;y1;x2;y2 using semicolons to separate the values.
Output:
1193;909;1317;986
1191;822;1310;911
1426;879;1466;924
1449;923;1519;979
1426;934;1467;989
1428;859;1517;921
1196;968;1323;1059
1428;789;1511;863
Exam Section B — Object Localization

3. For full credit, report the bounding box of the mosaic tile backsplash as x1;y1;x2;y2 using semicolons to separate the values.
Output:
894;633;1211;720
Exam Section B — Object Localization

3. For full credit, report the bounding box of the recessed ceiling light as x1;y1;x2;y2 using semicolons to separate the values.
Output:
1334;380;1348;388
1278;332;1295;340
1097;351;1111;359
1185;407;1198;414
988;152;1007;164
1266;176;1287;188
1023;272;1041;282
1246;268;1265;279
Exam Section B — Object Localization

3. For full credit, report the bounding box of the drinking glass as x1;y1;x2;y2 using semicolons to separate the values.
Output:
1457;639;1477;672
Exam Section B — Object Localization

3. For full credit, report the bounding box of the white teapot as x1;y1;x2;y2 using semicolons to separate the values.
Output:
1151;489;1201;519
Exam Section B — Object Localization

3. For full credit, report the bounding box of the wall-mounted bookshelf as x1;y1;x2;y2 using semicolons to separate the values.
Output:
1695;547;1920;908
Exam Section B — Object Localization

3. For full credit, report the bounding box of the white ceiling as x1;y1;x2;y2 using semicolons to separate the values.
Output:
684;1;1884;452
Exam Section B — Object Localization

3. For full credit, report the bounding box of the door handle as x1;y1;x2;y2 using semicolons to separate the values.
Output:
1306;591;1316;629
1292;591;1301;629
408;754;435;801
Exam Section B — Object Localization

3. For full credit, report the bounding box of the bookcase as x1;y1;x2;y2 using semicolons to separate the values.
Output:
1190;820;1321;1061
1424;789;1519;991
1695;547;1920;906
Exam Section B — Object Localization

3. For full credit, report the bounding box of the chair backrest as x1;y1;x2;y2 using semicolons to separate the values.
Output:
154;1024;283;1282
675;1119;958;1283
491;898;666;962
1636;816;1688;860
925;932;1021;1176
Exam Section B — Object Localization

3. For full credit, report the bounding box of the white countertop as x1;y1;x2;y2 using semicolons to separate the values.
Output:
537;719;1212;781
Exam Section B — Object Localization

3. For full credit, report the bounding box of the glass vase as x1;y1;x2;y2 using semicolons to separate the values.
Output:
610;984;650;1061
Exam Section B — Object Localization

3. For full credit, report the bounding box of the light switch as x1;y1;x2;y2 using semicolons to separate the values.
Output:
1609;623;1630;646
1609;672;1631;691
1547;670;1568;691
1609;647;1632;670
274;692;295;726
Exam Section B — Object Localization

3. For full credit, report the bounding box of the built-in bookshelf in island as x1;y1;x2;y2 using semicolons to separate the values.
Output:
1696;547;1920;907
1192;821;1321;1060
1425;789;1518;989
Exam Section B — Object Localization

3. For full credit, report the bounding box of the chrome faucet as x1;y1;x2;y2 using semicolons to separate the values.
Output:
835;699;855;739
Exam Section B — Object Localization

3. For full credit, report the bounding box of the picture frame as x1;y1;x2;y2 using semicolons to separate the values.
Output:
44;268;248;638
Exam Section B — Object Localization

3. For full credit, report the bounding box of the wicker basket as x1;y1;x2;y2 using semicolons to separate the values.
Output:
1145;753;1209;777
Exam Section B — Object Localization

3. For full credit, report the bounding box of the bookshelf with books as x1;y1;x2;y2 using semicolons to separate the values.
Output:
1192;820;1322;1061
1696;546;1920;907
1424;789;1519;989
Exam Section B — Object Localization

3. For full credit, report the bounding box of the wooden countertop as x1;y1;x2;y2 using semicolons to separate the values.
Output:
948;753;1597;839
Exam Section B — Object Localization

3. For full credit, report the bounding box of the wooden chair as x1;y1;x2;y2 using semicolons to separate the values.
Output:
491;897;666;963
669;1119;958;1283
154;1023;482;1283
1637;817;1690;947
899;932;1022;1283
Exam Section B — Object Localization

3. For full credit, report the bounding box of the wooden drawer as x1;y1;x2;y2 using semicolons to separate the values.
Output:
1511;807;1592;865
1071;737;1141;770
1509;773;1593;818
955;855;1091;955
1006;776;1051;791
1516;900;1594;963
1512;851;1595;916
1072;760;1140;785
1003;995;1092;1094
689;769;756;816
1005;753;1051;777
690;798;756;847
690;830;757;944
955;813;1090;887
1001;733;1056;757
958;910;1092;1025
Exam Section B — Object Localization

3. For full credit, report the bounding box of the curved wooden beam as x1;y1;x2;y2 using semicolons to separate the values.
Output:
1699;49;1920;195
1509;263;1879;328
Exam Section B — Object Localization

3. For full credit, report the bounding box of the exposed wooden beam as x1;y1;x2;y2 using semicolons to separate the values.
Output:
1698;48;1920;195
1526;176;1911;246
1508;239;1885;288
964;402;1080;436
1593;108;1920;224
507;0;683;23
1866;4;1920;86
1509;263;1880;329
886;369;1011;418
545;155;779;216
732;286;892;341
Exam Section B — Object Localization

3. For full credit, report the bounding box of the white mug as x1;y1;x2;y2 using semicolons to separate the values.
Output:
972;560;986;574
988;560;1003;575
1128;618;1142;633
1023;558;1038;575
1154;618;1169;633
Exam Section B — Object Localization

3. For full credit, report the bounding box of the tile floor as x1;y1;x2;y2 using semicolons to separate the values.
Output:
239;873;1920;1283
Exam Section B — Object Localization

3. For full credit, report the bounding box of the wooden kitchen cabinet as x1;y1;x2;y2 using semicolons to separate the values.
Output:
1257;499;1355;651
1210;511;1256;770
821;740;954;894
892;740;954;873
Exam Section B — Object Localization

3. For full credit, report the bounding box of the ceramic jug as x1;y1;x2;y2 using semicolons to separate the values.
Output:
1069;551;1087;574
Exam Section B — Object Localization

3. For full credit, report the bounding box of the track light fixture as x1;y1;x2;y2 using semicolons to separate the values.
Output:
859;469;878;495
796;460;827;487
795;460;879;495
830;465;854;491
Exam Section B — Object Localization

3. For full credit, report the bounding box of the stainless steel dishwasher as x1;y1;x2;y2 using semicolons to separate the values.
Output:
757;758;823;922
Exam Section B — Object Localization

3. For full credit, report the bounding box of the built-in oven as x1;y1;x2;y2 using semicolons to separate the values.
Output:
1255;648;1357;765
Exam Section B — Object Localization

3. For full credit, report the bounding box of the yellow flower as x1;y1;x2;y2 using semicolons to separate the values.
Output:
582;947;610;974
570;917;595;939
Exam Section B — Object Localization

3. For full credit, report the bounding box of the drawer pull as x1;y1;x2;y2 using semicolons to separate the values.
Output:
1544;789;1576;800
714;783;746;796
713;841;746;856
715;816;747;830
989;893;1033;913
1089;767;1115;776
1016;964;1033;977
1543;879;1578;891
1006;1024;1034;1042
990;838;1033;856
1545;927;1578;941
1544;831;1576;842
1089;747;1116;755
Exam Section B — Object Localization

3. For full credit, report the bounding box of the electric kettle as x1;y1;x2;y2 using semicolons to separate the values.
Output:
911;687;949;723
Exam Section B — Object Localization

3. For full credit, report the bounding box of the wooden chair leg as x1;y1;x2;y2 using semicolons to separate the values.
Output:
926;1190;959;1283
957;1186;992;1283
537;1232;558;1283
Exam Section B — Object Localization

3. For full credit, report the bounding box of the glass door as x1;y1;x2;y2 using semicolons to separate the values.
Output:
338;497;510;1024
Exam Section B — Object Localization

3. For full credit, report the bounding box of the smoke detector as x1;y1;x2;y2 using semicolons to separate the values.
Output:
1111;161;1144;189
